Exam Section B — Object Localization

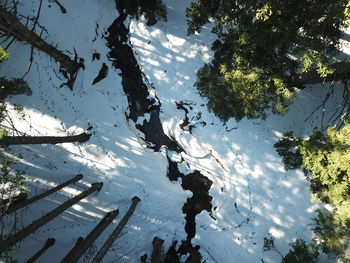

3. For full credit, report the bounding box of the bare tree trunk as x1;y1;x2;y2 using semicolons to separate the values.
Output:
4;174;83;215
0;6;82;88
290;60;350;87
151;237;164;263
60;209;119;263
0;182;103;253
0;132;91;146
91;196;141;263
25;238;56;263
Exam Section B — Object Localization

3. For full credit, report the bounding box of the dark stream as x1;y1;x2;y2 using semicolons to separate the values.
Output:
105;2;213;259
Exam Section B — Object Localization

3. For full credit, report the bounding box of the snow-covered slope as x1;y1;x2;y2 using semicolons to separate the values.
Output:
0;0;346;262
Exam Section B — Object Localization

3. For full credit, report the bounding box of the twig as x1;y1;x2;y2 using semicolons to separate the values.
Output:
304;82;334;123
17;14;48;34
323;80;350;130
0;124;26;136
3;111;22;136
31;0;43;32
21;46;34;79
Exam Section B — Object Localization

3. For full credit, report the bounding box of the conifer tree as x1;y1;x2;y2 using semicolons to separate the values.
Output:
274;124;350;260
116;0;167;26
187;0;350;121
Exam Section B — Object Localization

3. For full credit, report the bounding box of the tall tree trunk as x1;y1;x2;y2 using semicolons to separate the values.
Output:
0;132;91;146
60;209;119;263
151;237;164;263
290;60;350;87
91;196;141;263
25;238;56;263
0;182;103;253
4;174;83;215
0;6;82;87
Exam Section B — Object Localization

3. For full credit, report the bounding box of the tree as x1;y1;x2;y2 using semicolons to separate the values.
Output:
186;0;350;121
262;235;319;263
3;174;83;215
282;239;319;263
0;182;103;253
313;209;349;261
274;132;303;170
91;196;141;263
274;124;350;260
116;0;167;26
0;5;83;89
300;125;350;226
0;132;91;146
0;46;90;216
0;46;31;208
61;209;119;263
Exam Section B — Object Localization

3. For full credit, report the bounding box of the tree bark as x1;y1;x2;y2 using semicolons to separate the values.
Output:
91;196;141;263
0;182;103;253
0;6;82;87
290;60;350;87
0;132;91;146
151;237;164;263
60;209;119;263
4;174;83;215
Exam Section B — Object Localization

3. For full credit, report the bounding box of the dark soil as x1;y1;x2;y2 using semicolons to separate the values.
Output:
106;1;213;257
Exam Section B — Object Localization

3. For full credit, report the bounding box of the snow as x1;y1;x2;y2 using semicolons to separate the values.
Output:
0;0;346;262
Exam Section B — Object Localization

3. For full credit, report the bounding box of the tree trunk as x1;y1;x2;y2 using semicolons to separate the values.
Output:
60;210;119;263
25;238;56;263
0;182;103;253
0;132;91;146
151;237;164;263
290;60;350;87
0;6;82;87
91;196;141;263
4;174;83;215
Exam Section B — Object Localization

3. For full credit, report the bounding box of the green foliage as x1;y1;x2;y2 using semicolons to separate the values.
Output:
274;132;303;170
0;77;31;100
119;0;167;26
313;209;350;260
300;125;350;225
275;124;350;260
0;46;28;214
187;0;349;121
0;47;9;62
262;235;318;263
282;239;319;263
0;153;27;194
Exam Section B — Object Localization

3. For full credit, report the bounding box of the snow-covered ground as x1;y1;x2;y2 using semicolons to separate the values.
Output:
1;0;347;262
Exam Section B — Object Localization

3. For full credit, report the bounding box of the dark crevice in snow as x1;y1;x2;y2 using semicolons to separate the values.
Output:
166;157;212;239
105;2;213;251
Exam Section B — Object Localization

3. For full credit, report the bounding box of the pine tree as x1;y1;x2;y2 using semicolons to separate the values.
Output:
274;124;350;260
116;0;167;26
0;5;83;89
187;0;350;121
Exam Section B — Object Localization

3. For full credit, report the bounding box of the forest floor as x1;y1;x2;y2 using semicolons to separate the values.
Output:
1;0;349;262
